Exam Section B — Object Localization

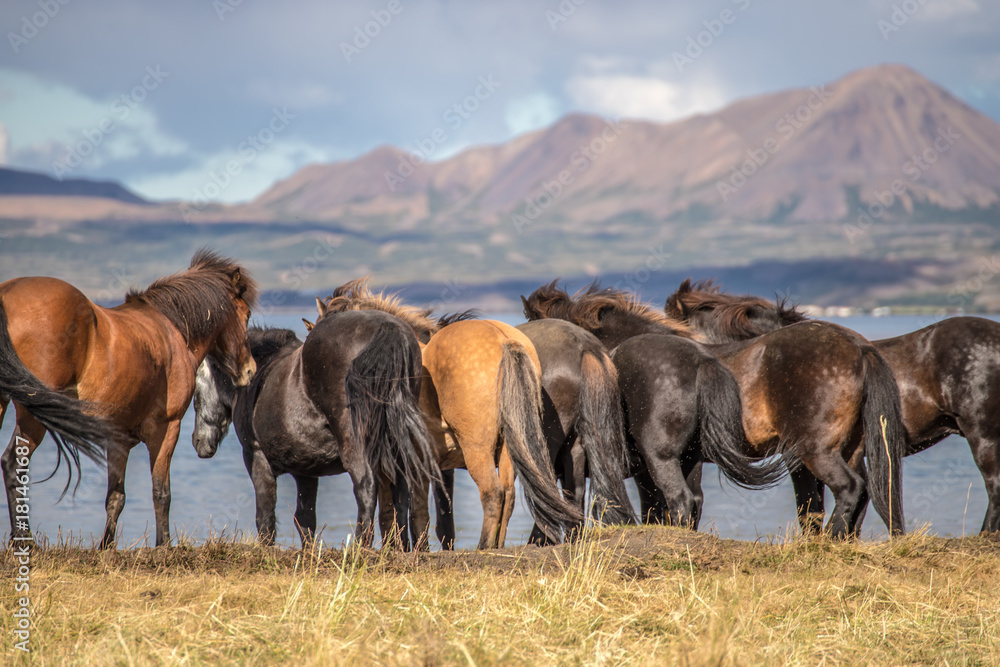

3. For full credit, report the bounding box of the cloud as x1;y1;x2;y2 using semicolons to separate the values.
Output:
918;0;979;21
0;123;8;165
565;72;728;123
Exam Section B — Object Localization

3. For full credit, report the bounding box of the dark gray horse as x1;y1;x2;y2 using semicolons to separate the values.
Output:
192;311;440;549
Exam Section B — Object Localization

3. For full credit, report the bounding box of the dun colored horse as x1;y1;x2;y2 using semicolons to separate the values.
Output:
315;279;583;549
670;279;1000;532
0;249;257;547
192;312;439;550
523;283;787;529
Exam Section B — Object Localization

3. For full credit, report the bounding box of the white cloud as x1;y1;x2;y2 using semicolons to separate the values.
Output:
565;72;728;123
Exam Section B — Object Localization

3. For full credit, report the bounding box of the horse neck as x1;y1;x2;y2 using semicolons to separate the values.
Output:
595;312;679;348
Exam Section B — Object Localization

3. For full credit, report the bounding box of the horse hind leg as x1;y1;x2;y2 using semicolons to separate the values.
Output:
959;421;1000;533
803;448;867;540
2;410;45;543
293;474;319;547
461;434;505;549
496;443;517;548
790;466;826;535
101;437;132;550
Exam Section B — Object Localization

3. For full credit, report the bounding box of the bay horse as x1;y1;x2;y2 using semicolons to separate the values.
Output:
192;312;439;550
659;280;907;537
522;282;787;529
669;279;1000;533
0;249;257;548
314;279;583;549
526;281;907;538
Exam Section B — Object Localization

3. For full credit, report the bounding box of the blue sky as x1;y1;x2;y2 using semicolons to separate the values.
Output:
0;0;997;203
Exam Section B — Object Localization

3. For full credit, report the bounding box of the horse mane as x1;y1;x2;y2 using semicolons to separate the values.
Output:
247;326;301;361
437;309;480;328
522;280;692;337
666;278;807;338
322;277;440;340
571;282;693;337
522;280;575;321
125;249;258;345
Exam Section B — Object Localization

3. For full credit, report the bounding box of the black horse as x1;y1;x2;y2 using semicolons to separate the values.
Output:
516;318;637;543
670;279;1000;533
522;283;788;530
192;312;439;550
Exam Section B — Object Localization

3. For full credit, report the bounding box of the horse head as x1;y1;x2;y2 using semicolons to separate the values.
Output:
192;356;236;458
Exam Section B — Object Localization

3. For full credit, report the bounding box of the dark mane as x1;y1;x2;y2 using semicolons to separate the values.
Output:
666;278;807;338
247;326;301;361
125;249;258;345
523;280;692;338
321;277;440;341
437;309;480;328
522;280;575;321
571;282;693;337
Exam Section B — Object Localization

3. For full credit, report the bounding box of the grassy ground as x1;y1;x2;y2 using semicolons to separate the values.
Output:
2;527;998;665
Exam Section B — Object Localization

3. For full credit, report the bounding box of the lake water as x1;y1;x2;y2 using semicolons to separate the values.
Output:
2;312;994;549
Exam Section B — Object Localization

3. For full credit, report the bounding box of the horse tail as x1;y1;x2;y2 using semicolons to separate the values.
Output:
497;339;584;542
697;357;787;489
861;346;906;536
0;300;112;481
576;349;636;525
345;322;442;500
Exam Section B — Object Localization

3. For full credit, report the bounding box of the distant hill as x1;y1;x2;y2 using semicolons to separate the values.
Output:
0;167;147;204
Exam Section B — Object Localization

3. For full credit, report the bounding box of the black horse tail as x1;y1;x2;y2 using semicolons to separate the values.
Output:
497;339;584;542
345;322;442;503
577;349;636;525
0;300;113;489
697;357;787;489
861;346;906;536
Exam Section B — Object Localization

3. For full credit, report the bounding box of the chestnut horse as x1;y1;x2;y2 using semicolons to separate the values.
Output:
315;279;583;549
526;282;906;538
522;283;787;529
669;279;1000;532
0;249;257;547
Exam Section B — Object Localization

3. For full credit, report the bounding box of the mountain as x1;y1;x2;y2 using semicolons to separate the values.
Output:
0;167;147;204
251;64;1000;227
1;64;999;309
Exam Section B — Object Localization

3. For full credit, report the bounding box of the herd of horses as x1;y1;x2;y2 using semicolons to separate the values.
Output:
2;250;999;551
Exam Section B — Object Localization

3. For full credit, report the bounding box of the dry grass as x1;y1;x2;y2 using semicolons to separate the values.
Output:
2;527;999;665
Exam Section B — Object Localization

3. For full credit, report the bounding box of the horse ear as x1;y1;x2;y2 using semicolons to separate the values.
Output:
315;297;329;318
665;292;690;318
302;318;314;332
231;269;241;286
